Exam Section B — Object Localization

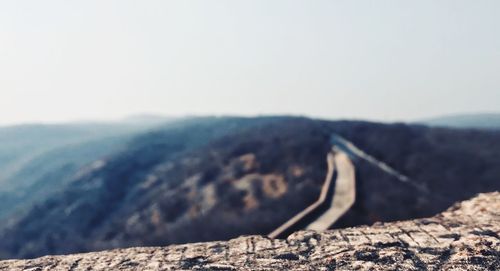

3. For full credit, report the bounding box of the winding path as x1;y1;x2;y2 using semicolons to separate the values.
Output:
306;146;356;231
268;145;356;239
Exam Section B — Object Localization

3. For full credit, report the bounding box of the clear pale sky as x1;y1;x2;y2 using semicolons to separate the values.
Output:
1;1;499;125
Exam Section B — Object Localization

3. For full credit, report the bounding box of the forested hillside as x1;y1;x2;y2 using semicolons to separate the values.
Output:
1;117;499;259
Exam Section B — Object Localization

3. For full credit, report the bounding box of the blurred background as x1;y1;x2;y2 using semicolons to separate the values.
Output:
0;0;499;260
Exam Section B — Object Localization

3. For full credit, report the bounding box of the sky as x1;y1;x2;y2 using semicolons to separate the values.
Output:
1;1;499;125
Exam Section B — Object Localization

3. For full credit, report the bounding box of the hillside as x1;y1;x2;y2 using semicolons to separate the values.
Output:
0;120;170;220
1;192;498;270
0;117;499;259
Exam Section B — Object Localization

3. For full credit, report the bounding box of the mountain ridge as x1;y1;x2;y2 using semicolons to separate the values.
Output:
420;112;500;129
1;116;499;259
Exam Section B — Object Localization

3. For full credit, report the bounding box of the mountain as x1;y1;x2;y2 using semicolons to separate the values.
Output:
0;119;173;220
420;113;500;129
0;116;499;259
121;114;173;125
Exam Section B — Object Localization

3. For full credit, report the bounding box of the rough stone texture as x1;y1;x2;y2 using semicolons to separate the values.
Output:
1;192;498;270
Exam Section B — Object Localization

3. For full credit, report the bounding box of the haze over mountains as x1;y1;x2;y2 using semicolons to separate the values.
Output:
420;113;500;130
0;119;172;220
0;115;499;259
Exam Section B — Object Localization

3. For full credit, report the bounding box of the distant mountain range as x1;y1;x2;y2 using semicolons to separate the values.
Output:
0;116;499;259
419;113;500;129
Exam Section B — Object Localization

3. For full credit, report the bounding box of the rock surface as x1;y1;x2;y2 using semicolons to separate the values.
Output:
1;192;499;270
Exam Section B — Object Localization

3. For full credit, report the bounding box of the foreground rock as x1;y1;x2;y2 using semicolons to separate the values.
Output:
1;192;499;270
